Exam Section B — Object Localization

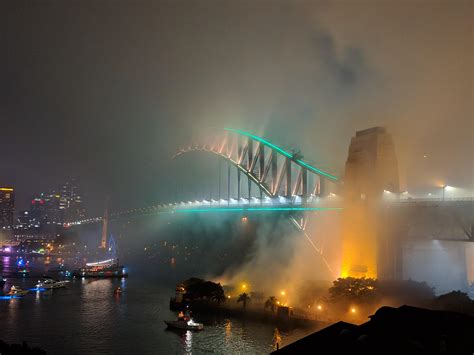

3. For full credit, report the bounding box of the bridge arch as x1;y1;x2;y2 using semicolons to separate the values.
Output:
173;128;338;201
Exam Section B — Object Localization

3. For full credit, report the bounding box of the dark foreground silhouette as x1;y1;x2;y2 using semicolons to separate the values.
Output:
272;305;474;354
0;340;46;355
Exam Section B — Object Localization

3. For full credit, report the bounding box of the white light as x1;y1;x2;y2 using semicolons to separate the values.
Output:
86;258;114;266
444;185;454;191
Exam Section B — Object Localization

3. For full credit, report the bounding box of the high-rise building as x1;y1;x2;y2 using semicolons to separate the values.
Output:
28;192;62;227
59;178;86;222
0;187;15;229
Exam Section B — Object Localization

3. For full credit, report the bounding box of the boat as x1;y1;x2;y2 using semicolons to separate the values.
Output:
165;311;204;331
35;277;69;289
7;285;29;296
17;269;29;277
73;258;128;278
164;318;204;331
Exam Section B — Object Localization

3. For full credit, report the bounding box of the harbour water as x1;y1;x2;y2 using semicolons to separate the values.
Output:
0;256;314;354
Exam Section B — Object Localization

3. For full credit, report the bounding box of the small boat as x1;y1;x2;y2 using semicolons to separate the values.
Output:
165;312;204;331
17;269;29;277
35;278;69;289
7;285;29;296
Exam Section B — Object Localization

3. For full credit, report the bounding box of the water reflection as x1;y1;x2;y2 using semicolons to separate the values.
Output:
225;319;232;342
184;330;192;354
0;257;314;354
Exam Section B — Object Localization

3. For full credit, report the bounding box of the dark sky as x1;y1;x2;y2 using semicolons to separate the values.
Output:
1;0;472;214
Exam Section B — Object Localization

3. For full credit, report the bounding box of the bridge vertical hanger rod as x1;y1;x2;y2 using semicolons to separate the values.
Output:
286;157;292;197
259;146;264;203
248;139;253;201
218;158;222;201
319;177;324;197
271;153;277;194
248;139;253;170
238;142;242;200
227;162;231;204
302;167;308;200
238;169;241;200
248;176;251;201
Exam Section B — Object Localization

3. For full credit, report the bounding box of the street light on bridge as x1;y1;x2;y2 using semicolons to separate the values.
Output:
441;184;454;201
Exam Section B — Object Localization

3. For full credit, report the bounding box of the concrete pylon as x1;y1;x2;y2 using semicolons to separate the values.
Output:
341;127;399;278
100;206;108;249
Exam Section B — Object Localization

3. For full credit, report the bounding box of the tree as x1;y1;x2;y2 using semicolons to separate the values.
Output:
180;278;225;303
237;293;250;309
329;277;378;305
433;291;474;315
264;296;278;313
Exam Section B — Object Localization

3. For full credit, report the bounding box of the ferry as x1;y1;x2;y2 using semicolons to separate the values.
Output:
73;258;128;278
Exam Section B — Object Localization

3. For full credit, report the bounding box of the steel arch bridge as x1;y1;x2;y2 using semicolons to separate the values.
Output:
173;128;339;202
68;129;343;231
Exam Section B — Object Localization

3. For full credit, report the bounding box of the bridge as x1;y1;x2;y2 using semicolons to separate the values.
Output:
67;128;472;229
68;128;343;230
65;127;473;284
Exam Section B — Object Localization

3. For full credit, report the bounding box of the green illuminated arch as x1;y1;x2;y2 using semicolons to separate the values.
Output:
224;128;338;181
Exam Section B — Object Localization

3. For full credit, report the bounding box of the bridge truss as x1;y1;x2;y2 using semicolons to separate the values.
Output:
173;128;338;201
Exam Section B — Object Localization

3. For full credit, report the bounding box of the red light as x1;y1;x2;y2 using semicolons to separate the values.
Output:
40;200;45;204
31;200;36;204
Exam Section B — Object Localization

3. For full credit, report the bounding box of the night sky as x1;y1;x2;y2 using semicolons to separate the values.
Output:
1;0;472;214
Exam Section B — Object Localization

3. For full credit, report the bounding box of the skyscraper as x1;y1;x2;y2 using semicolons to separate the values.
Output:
0;187;15;229
59;178;86;222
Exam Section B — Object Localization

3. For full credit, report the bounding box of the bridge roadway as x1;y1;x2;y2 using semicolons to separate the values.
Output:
65;196;473;227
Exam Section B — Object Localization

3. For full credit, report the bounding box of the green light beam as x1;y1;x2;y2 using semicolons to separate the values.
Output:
174;206;343;213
